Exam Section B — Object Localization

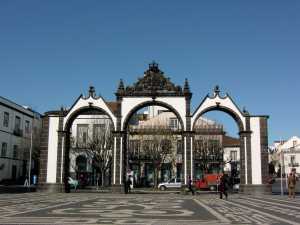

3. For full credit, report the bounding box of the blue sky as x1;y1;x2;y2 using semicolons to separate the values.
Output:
0;1;299;143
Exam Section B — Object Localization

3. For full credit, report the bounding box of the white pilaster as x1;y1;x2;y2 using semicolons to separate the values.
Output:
184;136;187;185
120;136;123;185
113;137;116;184
250;117;262;184
190;137;193;179
46;116;59;183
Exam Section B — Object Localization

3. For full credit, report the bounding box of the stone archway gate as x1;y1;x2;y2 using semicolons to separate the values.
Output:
38;62;269;194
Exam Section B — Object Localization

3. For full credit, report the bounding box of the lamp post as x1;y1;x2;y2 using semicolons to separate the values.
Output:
280;150;284;196
28;112;38;186
28;117;34;186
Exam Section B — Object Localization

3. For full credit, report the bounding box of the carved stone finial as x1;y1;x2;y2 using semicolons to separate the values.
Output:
214;85;220;96
184;78;190;93
88;86;96;98
117;79;125;92
243;106;249;115
149;60;160;73
59;106;65;116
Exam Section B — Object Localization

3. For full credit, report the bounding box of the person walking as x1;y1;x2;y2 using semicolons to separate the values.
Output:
288;169;297;199
125;175;132;194
219;174;228;200
187;176;195;195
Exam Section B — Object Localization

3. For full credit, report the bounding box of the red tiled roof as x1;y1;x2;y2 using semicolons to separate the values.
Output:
223;135;240;147
106;101;118;115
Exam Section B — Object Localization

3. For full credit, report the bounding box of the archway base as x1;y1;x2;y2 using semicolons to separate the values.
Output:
239;184;272;195
37;183;64;193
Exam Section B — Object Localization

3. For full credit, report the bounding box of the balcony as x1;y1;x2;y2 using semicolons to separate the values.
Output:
13;128;23;137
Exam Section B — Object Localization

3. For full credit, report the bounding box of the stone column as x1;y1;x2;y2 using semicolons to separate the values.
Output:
63;131;71;193
239;130;252;186
182;131;193;186
112;131;124;190
56;113;64;185
111;98;124;193
260;116;269;184
37;116;49;188
240;116;271;194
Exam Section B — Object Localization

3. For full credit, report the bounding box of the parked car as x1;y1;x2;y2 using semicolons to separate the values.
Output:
68;177;79;190
158;178;182;190
195;173;222;191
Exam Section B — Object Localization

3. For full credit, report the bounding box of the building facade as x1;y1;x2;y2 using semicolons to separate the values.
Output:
0;96;41;184
270;136;300;175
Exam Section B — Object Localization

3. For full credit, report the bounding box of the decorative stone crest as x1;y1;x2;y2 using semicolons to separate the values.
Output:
116;61;185;97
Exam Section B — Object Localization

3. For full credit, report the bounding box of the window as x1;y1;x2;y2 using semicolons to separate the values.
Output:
3;112;9;127
23;149;29;159
290;155;296;165
14;116;21;131
230;151;237;161
129;140;140;157
169;118;178;130
25;120;30;133
76;155;87;172
77;124;88;146
13;145;18;159
93;124;105;140
1;142;7;157
177;140;183;154
142;140;152;153
293;140;297;148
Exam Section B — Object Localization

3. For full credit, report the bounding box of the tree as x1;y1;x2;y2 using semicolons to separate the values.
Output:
129;124;178;189
71;119;113;187
193;136;223;176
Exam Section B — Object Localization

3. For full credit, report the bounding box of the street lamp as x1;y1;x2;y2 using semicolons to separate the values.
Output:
28;112;38;186
280;150;284;196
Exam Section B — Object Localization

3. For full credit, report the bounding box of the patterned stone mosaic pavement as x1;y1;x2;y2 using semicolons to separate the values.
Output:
0;193;299;224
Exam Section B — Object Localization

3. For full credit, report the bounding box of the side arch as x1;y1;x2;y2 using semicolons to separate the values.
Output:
192;92;246;133
192;105;245;132
62;106;116;193
64;106;116;132
191;92;251;186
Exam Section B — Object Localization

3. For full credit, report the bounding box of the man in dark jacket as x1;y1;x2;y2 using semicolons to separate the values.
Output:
219;174;228;200
188;176;195;195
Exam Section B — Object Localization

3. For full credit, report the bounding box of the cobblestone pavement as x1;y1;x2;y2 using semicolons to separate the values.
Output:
0;193;299;225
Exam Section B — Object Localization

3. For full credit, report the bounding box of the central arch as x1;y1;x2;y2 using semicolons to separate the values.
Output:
113;62;192;189
123;100;185;132
122;102;185;191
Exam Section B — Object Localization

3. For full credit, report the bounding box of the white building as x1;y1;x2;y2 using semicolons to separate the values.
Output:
223;136;240;176
0;96;41;183
270;136;300;175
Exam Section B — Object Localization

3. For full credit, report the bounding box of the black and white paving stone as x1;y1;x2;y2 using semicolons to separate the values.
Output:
0;193;299;224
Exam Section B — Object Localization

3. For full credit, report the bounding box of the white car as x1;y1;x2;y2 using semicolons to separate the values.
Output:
158;178;182;191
